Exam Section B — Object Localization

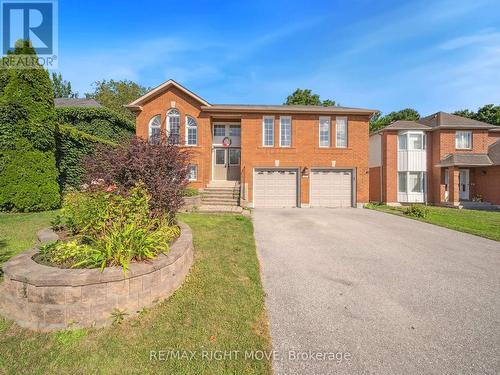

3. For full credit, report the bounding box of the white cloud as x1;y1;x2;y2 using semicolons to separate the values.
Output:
439;29;500;50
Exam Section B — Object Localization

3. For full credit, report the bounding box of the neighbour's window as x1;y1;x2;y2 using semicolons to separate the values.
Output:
280;116;292;147
398;172;407;193
455;131;472;149
408;133;423;150
167;109;180;144
398;134;407;150
185;116;197;145
336;116;348;148
262;116;274;147
213;125;225;137
409;172;423;193
229;125;241;137
148;115;161;144
319;116;330;147
188;165;197;181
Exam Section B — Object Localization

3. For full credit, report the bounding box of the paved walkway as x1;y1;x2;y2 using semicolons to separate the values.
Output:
253;208;500;375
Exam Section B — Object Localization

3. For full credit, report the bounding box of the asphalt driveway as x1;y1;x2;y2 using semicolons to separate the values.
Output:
253;208;500;375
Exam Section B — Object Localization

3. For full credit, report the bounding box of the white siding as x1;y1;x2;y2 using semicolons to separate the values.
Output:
397;150;427;171
369;134;382;167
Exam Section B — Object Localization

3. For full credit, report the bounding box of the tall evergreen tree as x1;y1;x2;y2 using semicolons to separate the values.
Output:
0;40;60;211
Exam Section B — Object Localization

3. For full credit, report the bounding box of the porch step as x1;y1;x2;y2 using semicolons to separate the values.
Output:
207;181;240;188
198;205;243;213
202;200;239;206
201;183;241;207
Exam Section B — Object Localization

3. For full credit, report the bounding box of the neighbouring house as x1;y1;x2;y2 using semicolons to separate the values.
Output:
369;112;500;207
126;79;377;208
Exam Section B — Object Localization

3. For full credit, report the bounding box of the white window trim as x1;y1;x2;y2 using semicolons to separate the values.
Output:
335;116;348;148
185;115;197;146
279;116;292;148
148;114;161;141
455;131;472;150
166;108;180;144
188;165;198;181
262;116;274;147
319;116;331;148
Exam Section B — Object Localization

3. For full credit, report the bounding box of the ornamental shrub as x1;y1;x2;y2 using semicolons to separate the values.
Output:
55;106;135;143
83;136;191;220
38;183;180;271
404;204;429;219
0;40;60;211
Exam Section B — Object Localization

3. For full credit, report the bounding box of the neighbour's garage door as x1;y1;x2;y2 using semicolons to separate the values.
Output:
254;169;298;208
310;169;353;207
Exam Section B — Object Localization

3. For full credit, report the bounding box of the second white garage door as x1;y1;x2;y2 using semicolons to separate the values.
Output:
254;169;298;208
310;169;353;207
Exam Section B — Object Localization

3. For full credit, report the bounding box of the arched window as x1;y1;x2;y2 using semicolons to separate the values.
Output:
167;109;180;144
186;116;197;145
148;115;161;143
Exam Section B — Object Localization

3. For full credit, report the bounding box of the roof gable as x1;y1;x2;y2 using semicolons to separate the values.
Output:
418;111;493;129
126;79;210;109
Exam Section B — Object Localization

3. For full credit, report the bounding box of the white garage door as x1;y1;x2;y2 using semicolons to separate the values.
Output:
310;169;352;207
254;169;298;208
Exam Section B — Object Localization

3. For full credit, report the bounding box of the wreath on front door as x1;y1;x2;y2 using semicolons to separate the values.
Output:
222;137;232;147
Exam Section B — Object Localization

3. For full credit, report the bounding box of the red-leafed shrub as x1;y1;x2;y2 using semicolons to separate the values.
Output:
83;136;190;220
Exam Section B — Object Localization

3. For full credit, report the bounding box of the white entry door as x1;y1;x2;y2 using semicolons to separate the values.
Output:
459;169;470;200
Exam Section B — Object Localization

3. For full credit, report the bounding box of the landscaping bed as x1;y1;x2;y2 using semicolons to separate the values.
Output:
365;203;500;241
0;214;272;374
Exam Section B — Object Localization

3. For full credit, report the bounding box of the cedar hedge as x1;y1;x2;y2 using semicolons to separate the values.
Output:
0;41;60;211
55;106;135;143
56;124;117;191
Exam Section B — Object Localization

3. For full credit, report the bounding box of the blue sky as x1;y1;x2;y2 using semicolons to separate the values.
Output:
58;0;500;115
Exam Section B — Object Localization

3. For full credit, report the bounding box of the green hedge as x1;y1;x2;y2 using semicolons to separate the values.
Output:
55;106;134;143
0;41;60;211
56;124;117;190
0;141;60;211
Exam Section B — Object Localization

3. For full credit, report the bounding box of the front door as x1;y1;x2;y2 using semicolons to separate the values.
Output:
213;148;241;181
459;169;470;200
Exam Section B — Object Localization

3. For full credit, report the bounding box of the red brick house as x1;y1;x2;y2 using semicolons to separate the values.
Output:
369;112;500;207
126;80;377;208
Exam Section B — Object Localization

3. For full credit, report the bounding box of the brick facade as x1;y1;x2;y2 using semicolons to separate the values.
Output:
371;127;500;205
133;84;371;206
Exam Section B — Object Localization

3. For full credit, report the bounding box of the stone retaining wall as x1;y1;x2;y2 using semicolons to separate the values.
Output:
0;222;193;331
181;195;202;212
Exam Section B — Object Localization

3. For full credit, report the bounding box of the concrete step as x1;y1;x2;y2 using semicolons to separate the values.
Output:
203;192;239;199
207;181;240;188
198;205;243;213
204;187;240;193
202;200;239;206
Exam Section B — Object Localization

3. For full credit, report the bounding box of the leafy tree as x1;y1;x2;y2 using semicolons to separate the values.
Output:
85;79;149;120
0;40;60;211
51;72;78;98
370;108;420;132
454;104;500;126
285;89;337;106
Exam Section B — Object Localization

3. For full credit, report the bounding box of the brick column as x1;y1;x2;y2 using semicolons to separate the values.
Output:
448;167;460;205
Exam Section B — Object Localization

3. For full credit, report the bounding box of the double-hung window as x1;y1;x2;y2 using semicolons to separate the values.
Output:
262;116;274;147
188;165;197;181
280;116;291;147
167;109;180;144
185;116;197;146
455;131;471;149
336;116;348;148
319;116;330;147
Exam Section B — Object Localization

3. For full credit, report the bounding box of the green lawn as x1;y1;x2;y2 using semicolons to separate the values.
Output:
0;213;272;375
366;204;500;241
0;210;58;267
